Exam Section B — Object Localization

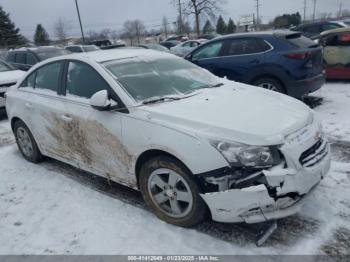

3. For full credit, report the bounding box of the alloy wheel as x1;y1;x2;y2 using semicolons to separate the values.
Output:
147;168;194;218
16;127;34;157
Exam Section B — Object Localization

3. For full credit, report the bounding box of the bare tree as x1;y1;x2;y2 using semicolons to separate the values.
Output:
182;0;224;37
122;20;146;45
54;18;71;44
162;16;169;38
134;20;146;45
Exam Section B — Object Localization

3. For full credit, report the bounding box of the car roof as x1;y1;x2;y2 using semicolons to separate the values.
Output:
214;30;298;40
10;46;61;52
52;49;174;63
320;27;350;36
296;20;345;27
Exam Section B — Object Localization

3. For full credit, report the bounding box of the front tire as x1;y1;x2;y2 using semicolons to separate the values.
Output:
14;120;43;163
139;156;207;227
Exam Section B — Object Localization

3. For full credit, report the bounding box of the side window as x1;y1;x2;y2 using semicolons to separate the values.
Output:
192;41;224;60
20;72;36;88
7;52;16;62
223;38;267;56
322;23;341;32
182;42;191;48
26;53;37;65
256;39;272;52
16;52;26;64
191;42;200;48
66;61;110;99
35;62;62;92
303;25;320;37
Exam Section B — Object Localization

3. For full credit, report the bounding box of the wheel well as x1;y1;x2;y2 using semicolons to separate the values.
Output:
10;117;21;131
135;149;188;188
251;74;286;92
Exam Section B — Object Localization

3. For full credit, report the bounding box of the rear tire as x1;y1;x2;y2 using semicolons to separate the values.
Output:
139;156;207;227
253;77;285;94
14;120;43;163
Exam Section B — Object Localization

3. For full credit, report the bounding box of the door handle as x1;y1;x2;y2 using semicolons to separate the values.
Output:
61;114;73;122
25;102;34;109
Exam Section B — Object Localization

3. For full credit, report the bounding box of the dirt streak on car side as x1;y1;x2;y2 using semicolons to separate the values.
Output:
43;112;137;188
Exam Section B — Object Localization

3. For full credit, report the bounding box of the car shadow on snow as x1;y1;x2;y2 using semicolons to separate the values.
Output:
41;158;321;248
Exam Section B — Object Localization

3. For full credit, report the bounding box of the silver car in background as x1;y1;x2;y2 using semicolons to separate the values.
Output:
170;39;207;57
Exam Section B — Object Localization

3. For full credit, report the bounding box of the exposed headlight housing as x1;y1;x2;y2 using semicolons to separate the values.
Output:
209;139;282;168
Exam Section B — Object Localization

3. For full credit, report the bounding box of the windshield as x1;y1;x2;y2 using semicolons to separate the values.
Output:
35;48;71;60
103;57;220;102
83;45;99;52
0;61;14;72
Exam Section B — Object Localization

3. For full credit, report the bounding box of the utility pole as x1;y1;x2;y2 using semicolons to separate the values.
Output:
254;0;261;31
338;2;343;18
312;0;317;22
303;0;307;22
74;0;85;44
176;0;183;34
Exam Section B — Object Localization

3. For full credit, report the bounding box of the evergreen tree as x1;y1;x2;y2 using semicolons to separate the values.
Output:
0;6;26;47
34;24;50;46
202;20;214;34
216;16;227;35
226;18;236;34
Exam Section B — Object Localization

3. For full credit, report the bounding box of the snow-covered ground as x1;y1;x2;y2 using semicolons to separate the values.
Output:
0;82;350;255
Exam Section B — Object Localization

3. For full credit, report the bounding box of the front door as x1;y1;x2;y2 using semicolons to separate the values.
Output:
53;61;134;185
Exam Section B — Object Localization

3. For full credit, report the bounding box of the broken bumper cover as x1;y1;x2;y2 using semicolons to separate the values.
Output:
200;144;331;224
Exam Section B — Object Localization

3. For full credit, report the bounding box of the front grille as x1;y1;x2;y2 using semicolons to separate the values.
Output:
299;138;328;168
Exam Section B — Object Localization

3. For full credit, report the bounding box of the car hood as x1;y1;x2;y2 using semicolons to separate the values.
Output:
0;70;25;85
141;82;313;146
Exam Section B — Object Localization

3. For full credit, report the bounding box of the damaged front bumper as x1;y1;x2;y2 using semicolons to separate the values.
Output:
200;139;331;224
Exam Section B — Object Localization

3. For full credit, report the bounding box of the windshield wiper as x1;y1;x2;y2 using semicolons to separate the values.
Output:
142;96;183;105
211;83;224;88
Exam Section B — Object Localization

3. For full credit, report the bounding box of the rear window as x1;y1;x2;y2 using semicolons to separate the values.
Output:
283;34;318;49
82;45;99;52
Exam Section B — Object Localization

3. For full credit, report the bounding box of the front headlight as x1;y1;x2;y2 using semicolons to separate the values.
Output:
209;139;282;168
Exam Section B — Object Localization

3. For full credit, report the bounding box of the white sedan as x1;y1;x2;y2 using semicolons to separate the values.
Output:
0;60;25;112
6;49;330;227
170;39;207;57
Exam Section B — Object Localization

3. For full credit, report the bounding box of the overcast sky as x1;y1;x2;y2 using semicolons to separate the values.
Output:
0;0;348;39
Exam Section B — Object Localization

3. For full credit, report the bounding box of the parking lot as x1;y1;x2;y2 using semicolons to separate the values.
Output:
0;81;349;255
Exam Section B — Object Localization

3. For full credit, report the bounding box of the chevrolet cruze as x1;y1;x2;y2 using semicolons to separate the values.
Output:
5;49;331;227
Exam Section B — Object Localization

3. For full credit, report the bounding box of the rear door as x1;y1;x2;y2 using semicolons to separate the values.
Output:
216;37;270;82
17;61;65;154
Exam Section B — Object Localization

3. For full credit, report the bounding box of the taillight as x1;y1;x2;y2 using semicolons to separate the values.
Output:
341;34;350;42
285;52;310;60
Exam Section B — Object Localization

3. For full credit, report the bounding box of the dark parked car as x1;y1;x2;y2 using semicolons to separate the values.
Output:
6;47;70;71
160;40;181;50
185;31;325;98
291;21;348;39
65;45;100;53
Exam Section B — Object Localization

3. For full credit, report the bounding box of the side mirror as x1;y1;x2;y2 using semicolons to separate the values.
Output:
185;54;192;61
90;90;115;111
